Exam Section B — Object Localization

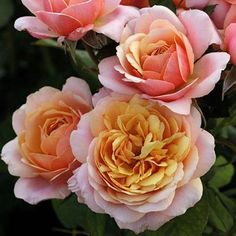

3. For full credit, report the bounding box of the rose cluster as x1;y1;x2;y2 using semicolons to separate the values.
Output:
1;0;232;233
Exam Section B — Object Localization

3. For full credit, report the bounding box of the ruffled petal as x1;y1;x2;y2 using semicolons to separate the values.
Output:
14;177;70;204
94;5;139;42
179;9;222;60
14;16;58;39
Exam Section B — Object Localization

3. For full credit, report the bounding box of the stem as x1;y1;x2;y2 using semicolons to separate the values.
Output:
82;41;99;65
64;40;78;65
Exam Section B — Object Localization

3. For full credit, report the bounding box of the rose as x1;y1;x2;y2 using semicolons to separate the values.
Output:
172;0;209;8
1;77;92;204
180;0;236;65
173;0;236;30
208;1;236;64
98;6;230;115
68;91;216;233
225;23;236;64
202;1;236;64
14;0;139;42
121;0;149;8
206;0;236;29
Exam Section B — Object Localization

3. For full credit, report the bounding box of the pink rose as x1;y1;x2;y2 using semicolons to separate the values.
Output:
205;1;236;64
221;4;236;64
14;0;139;42
68;91;216;233
208;0;230;29
1;77;92;204
172;0;209;8
224;23;236;64
121;0;150;8
98;6;230;114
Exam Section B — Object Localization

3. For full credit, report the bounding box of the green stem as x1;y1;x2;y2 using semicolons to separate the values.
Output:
82;41;99;65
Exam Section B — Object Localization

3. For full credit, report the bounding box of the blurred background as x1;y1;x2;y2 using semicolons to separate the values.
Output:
0;1;77;235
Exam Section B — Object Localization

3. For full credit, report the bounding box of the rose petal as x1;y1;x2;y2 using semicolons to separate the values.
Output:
62;0;102;25
178;146;199;186
225;23;236;65
62;77;92;107
68;164;105;213
98;56;140;94
140;6;186;33
193;130;216;178
137;79;175;96
25;86;58;113
21;0;52;13
94;191;145;223
49;0;67;12
185;52;230;98
14;17;58;39
152;97;192;115
14;177;70;204
92;88;112;107
100;0;121;16
36;11;81;36
12;105;26;135
224;5;236;29
70;113;93;163
179;9;222;60
1;138;36;178
164;178;203;216
94;5;139;42
185;0;209;8
209;0;230;29
115;211;171;234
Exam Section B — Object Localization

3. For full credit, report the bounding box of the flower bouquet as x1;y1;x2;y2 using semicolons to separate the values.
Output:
1;0;236;235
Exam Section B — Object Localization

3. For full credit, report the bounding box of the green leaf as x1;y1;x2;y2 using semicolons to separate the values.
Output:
52;195;83;229
149;0;176;12
125;193;209;236
0;0;14;28
207;188;234;232
52;195;106;236
217;192;236;217
208;156;235;188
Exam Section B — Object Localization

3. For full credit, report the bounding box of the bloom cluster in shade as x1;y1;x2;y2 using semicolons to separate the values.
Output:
1;0;233;234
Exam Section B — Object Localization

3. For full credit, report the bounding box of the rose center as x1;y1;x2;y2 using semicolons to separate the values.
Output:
95;98;191;194
45;117;68;136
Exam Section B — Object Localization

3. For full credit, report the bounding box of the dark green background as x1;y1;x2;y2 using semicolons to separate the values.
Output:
0;1;76;235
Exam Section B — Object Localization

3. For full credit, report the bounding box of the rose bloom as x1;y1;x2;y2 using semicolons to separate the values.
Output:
173;0;236;65
68;91;215;233
205;0;236;64
1;77;92;204
173;0;236;29
172;0;209;8
224;23;236;64
98;6;230;115
121;0;149;8
14;0;139;42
